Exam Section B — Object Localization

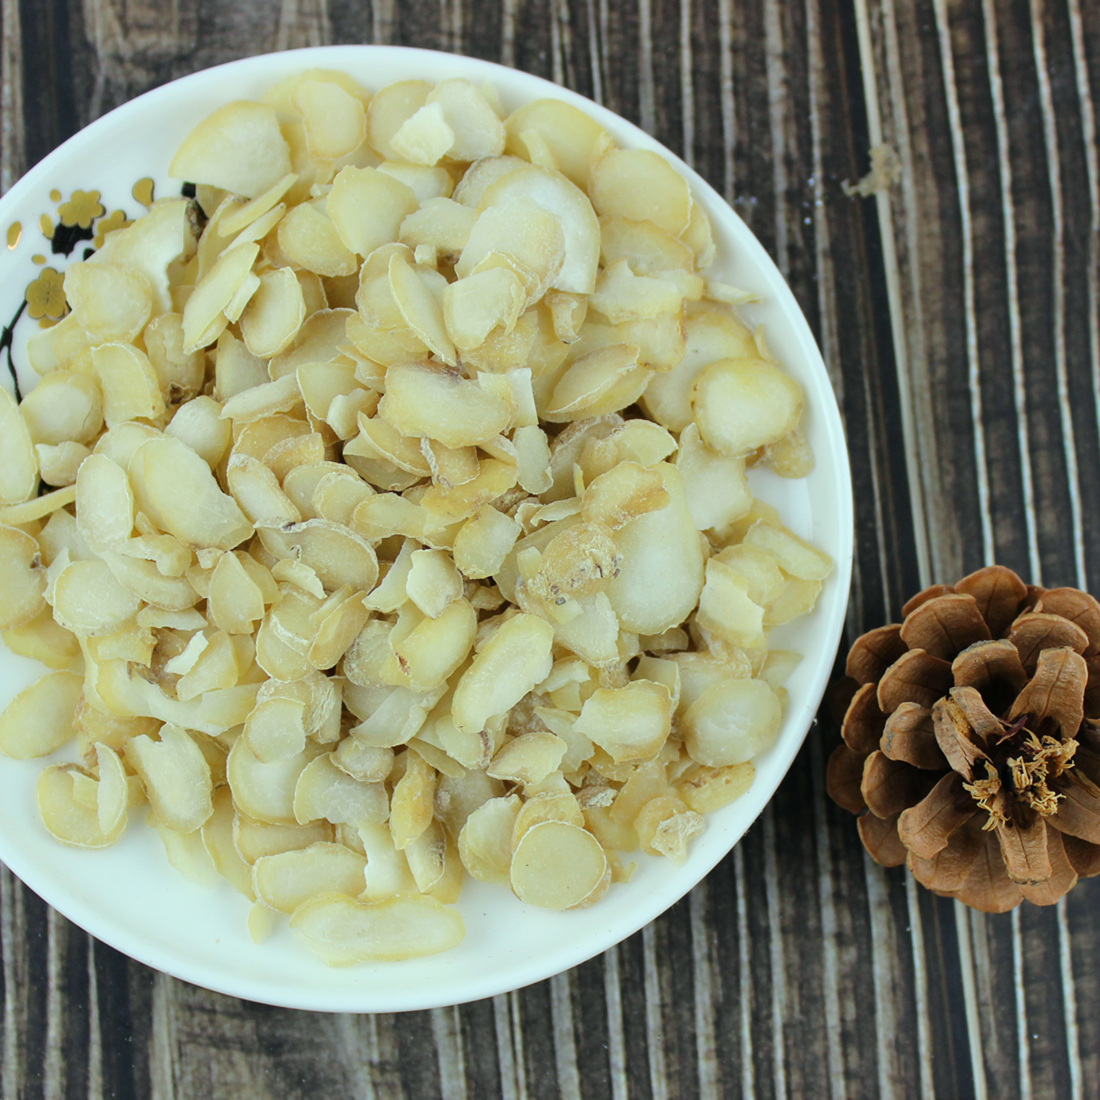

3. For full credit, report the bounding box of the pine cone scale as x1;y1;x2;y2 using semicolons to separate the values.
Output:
898;593;991;659
955;565;1028;637
826;744;867;814
946;685;1005;742
901;584;955;618
841;683;886;754
908;817;986;892
1062;831;1100;876
896;772;975;860
845;623;907;684
861;751;936;818
1006;647;1086;739
1008;613;1089;670
881;703;947;770
857;812;907;867
1049;771;1100;844
876;649;953;712
997;817;1051;885
1035;588;1100;647
932;692;990;777
950;638;1027;704
954;833;1022;913
1018;828;1078;905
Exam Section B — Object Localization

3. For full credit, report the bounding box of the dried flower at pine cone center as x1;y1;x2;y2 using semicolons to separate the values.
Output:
955;711;1075;825
827;565;1100;913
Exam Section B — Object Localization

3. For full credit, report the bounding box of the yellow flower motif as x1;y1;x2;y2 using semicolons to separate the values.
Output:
25;267;67;321
57;189;104;229
94;209;131;249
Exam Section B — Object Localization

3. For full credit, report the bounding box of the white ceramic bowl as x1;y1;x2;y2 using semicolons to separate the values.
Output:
0;45;853;1012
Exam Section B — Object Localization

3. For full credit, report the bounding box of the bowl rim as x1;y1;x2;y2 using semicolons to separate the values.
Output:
0;43;854;1012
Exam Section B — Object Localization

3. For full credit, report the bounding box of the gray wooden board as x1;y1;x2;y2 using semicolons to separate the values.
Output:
1;0;1098;1096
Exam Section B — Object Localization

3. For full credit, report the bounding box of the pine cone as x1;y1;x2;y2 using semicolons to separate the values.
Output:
827;565;1100;913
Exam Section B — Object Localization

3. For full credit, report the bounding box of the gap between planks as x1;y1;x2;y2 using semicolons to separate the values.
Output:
851;2;941;1097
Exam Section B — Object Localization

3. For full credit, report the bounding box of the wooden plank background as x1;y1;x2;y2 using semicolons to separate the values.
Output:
1;0;1098;1096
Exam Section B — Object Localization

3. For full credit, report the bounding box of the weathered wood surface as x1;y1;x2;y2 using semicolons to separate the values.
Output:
1;0;1098;1096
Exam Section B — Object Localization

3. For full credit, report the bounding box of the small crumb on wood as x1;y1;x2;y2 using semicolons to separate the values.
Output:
842;144;902;197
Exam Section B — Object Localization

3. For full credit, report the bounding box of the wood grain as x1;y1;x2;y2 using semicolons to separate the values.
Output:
1;0;1100;1097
